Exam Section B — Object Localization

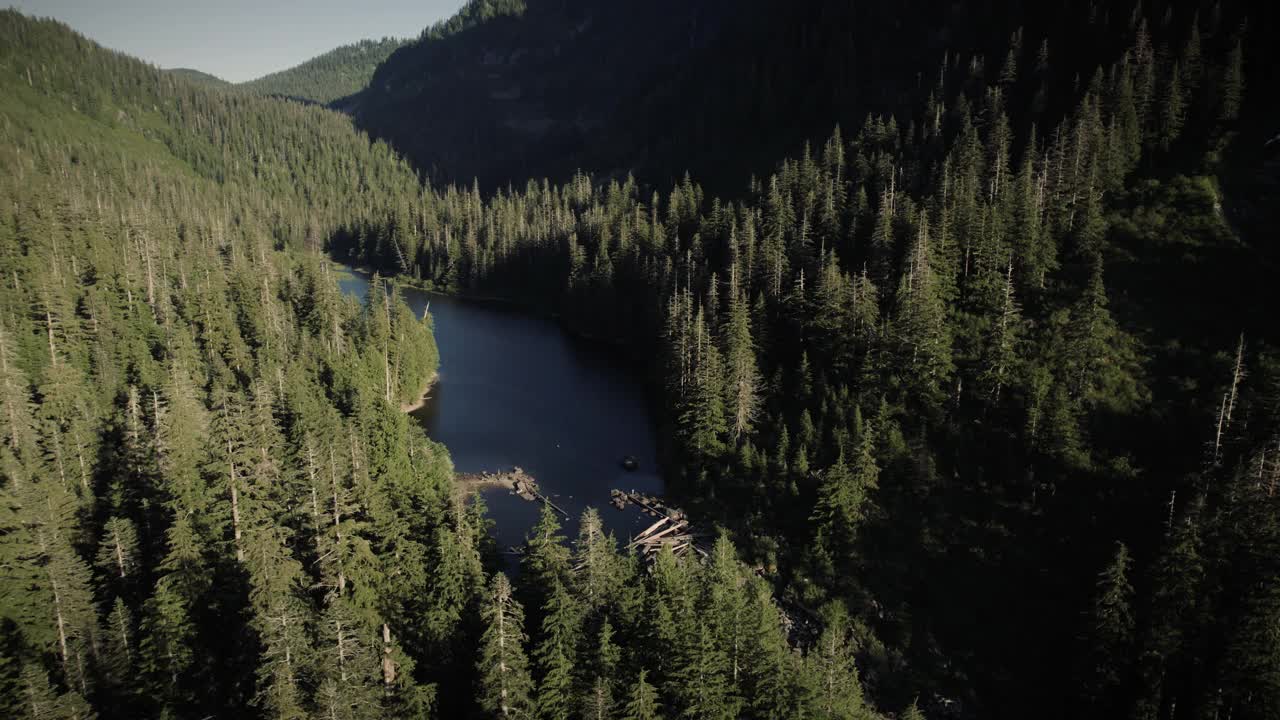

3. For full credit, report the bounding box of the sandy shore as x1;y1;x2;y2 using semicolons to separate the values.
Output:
400;372;438;413
455;473;515;491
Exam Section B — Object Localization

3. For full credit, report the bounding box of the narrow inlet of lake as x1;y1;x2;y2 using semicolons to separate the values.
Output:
336;264;664;552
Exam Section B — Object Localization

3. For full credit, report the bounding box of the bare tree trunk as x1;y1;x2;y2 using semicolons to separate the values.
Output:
113;525;126;578
39;527;72;677
382;624;396;689
497;581;509;713
281;613;295;687
0;325;23;474
330;449;345;594
382;278;394;403
1213;394;1228;465
305;437;322;556
117;608;131;663
44;309;57;366
73;429;89;494
52;574;70;675
143;231;156;313
229;441;244;563
1226;334;1245;426
336;619;347;683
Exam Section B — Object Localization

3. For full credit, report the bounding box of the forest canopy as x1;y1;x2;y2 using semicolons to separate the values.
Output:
239;37;409;105
2;1;1279;719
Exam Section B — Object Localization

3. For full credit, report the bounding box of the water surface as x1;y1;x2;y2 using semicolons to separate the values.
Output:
336;265;663;550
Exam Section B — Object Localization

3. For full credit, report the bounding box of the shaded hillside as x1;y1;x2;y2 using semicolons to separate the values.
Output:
353;0;752;189
352;0;1201;192
337;1;1280;717
241;37;408;104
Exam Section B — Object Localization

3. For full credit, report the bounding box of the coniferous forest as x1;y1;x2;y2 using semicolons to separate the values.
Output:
2;1;1280;719
239;38;409;106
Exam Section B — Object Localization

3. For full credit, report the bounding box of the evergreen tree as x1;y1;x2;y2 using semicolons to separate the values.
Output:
673;620;735;720
18;663;95;720
523;502;572;615
900;698;925;720
580;619;621;720
702;536;746;710
890;215;953;411
1219;39;1244;123
94;516;139;585
679;308;728;462
477;573;534;719
802;605;870;719
572;508;627;616
740;577;794;718
4;478;99;697
812;416;879;583
314;599;382;720
721;279;761;443
1158;63;1184;150
621;669;661;720
534;577;582;720
1087;542;1135;705
977;261;1023;404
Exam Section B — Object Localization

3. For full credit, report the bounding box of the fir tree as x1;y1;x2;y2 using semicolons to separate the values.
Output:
581;619;621;720
1088;542;1135;705
477;573;534;719
18;662;95;720
802;605;869;720
572;508;627;616
721;277;761;443
534;577;582;720
1219;39;1244;123
1158;63;1184;150
621;669;661;720
740;577;794;718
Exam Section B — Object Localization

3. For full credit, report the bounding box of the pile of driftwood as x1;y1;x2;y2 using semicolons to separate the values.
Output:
456;467;569;517
610;490;710;561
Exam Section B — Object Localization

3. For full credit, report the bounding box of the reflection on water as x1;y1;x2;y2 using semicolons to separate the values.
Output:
336;265;664;552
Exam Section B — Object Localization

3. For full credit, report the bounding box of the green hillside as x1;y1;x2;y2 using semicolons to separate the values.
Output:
3;2;1280;720
164;67;231;88
0;10;890;719
240;37;408;105
338;1;1280;717
0;10;446;717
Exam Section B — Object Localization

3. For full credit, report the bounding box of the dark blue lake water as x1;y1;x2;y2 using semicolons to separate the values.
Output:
336;265;663;551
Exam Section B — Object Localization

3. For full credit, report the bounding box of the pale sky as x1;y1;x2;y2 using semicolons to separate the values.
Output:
9;0;465;82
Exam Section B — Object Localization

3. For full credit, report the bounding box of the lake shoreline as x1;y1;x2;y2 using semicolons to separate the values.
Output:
400;371;438;413
335;259;667;550
329;258;633;348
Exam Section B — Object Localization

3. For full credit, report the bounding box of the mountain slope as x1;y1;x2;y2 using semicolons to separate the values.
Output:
0;11;444;716
353;0;749;189
335;1;1280;717
347;0;1097;191
355;0;1280;200
164;67;231;88
240;37;408;104
0;12;899;720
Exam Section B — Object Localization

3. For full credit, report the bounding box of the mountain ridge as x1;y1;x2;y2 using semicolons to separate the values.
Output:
164;67;231;88
347;0;1086;192
239;36;409;105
